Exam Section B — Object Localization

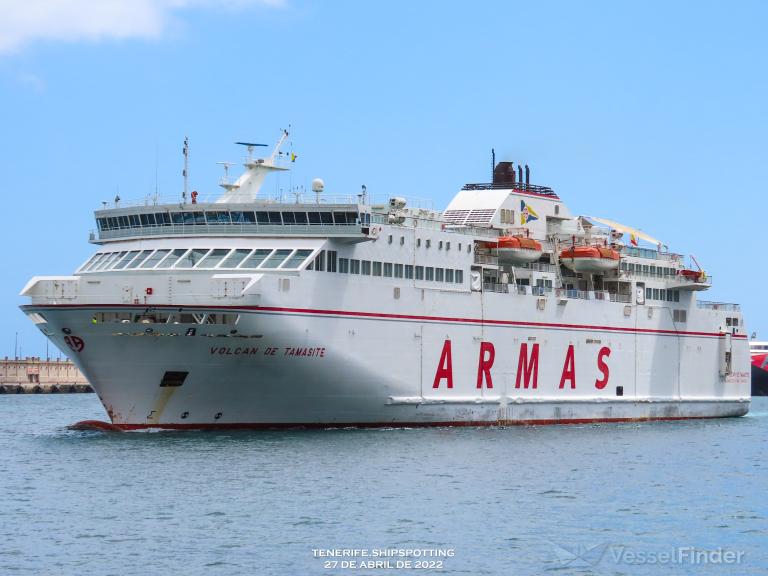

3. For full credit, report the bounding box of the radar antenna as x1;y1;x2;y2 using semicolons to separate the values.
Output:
235;142;268;163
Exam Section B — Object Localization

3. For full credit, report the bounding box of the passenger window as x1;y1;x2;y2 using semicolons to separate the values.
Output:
241;249;273;268
282;249;314;268
197;249;231;268
175;248;210;268
140;249;171;269
221;249;252;268
261;249;292;268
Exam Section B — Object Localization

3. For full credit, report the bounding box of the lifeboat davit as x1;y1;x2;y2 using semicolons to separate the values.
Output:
495;235;543;265
560;246;620;273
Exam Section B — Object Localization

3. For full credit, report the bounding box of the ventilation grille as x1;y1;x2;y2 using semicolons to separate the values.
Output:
442;210;470;225
442;209;496;226
464;209;496;224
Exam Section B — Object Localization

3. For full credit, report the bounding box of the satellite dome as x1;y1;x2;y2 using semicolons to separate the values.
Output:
311;178;325;193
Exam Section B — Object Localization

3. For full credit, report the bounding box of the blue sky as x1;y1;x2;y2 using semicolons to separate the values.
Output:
1;0;766;357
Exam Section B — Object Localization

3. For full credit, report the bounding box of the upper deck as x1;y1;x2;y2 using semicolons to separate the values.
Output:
91;195;368;244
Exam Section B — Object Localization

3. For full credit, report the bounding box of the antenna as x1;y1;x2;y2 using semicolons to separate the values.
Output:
182;136;189;202
235;142;268;163
216;161;235;184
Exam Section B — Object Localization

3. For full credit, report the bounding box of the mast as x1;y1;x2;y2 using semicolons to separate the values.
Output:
182;136;189;203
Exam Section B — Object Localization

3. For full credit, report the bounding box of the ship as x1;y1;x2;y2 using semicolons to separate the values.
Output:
20;131;751;429
750;340;768;396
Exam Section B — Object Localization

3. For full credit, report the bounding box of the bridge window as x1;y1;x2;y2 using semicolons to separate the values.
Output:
155;212;171;226
119;216;130;228
197;249;231;268
308;212;321;224
140;214;156;227
221;249;252;268
320;212;333;225
172;212;184;225
294;212;308;224
334;212;348;225
282;212;296;224
140;249;171;269
240;249;272;269
129;215;141;228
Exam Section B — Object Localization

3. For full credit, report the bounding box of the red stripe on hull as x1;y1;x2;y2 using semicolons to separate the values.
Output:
106;414;733;431
22;303;748;339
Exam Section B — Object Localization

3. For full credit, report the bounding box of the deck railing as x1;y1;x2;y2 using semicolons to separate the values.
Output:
697;301;740;311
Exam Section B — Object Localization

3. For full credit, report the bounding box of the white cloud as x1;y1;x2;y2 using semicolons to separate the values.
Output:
0;0;283;54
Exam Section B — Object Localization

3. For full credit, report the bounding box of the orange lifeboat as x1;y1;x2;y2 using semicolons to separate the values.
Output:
560;246;620;273
495;235;543;265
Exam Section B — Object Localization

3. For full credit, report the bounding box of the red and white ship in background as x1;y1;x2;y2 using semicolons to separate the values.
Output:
20;132;750;429
750;341;768;396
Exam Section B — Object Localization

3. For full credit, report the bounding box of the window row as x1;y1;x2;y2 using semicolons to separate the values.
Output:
310;253;464;283
385;235;473;254
79;248;315;273
645;287;681;302
622;262;678;278
97;210;366;231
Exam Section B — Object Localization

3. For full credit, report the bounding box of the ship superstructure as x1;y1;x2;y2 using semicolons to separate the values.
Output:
20;133;750;429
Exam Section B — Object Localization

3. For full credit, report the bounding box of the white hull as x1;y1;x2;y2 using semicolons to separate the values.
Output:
26;279;750;429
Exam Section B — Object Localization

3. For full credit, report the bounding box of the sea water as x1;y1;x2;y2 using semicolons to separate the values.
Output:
0;394;766;575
